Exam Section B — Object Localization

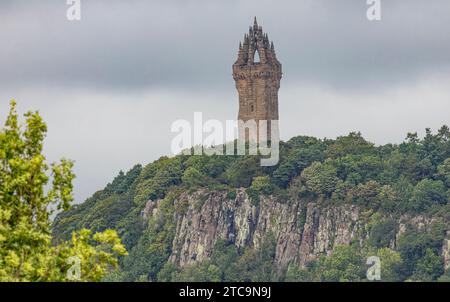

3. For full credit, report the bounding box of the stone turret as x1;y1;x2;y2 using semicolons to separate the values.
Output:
233;17;282;142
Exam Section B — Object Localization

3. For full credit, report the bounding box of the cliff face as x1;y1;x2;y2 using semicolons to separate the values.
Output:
143;189;449;273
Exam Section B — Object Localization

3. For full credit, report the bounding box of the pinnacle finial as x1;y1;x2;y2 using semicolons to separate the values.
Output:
254;16;258;27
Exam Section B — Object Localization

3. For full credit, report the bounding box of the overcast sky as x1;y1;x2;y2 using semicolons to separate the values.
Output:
1;0;450;203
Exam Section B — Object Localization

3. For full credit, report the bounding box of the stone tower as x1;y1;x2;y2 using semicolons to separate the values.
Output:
233;17;282;142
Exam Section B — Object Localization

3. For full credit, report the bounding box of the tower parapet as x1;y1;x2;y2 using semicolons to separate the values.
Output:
233;17;282;141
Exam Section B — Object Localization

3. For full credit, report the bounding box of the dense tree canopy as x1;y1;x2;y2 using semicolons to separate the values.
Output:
51;104;450;282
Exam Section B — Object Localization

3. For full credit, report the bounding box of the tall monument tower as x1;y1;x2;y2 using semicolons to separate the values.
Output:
233;17;282;142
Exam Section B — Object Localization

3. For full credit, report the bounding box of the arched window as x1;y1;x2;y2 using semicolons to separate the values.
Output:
254;50;261;63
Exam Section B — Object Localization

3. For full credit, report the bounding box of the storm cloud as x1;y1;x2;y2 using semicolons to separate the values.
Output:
1;0;449;202
1;0;450;91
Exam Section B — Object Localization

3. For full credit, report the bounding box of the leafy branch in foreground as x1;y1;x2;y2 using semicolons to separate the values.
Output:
0;100;127;281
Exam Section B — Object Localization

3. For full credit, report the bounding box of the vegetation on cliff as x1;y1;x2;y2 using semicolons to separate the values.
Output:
52;115;450;281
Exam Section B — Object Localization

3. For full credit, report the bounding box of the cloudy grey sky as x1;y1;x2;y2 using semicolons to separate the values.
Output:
1;0;449;203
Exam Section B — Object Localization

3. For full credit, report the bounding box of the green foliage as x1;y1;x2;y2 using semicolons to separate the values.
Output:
210;240;240;281
326;132;374;159
239;233;278;281
437;269;450;282
133;156;183;203
251;175;274;195
375;248;404;282
156;261;179;281
301;161;340;197
0;100;126;281
182;167;208;188
50;121;450;282
286;245;366;282
224;156;263;188
346;180;382;207
245;188;258;206
273;136;326;187
314;244;366;282
169;235;278;282
106;165;142;195
286;246;405;282
334;155;383;186
437;158;450;187
367;216;397;249
120;191;178;281
411;248;444;281
52;164;144;249
409;179;448;212
183;154;230;179
397;220;446;278
246;176;276;206
171;261;222;282
226;190;237;200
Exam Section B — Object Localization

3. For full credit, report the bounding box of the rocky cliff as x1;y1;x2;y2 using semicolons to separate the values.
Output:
143;189;450;273
52;129;450;281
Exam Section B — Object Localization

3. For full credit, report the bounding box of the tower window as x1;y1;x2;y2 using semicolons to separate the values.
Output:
250;104;254;112
254;50;261;63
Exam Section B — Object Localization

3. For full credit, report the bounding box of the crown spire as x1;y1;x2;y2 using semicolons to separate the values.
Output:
234;17;281;67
